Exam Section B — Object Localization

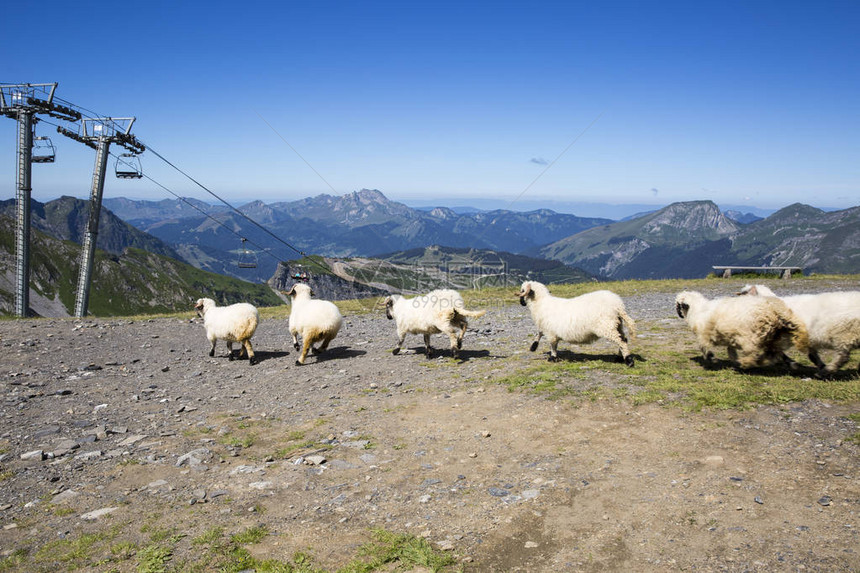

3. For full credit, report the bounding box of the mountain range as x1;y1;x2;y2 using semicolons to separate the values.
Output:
105;189;612;282
4;189;857;317
105;189;860;280
539;201;860;279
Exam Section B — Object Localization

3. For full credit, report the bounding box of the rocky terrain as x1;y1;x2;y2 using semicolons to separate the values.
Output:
0;280;858;571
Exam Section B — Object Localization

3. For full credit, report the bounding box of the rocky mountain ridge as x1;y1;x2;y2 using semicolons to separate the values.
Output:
540;201;860;279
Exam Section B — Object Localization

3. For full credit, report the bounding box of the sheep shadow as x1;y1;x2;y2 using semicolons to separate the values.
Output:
401;347;492;362
689;356;844;378
307;346;367;364
539;350;646;366
249;350;291;364
452;349;491;362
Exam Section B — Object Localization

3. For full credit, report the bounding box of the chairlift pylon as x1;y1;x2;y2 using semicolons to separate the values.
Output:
115;152;143;179
31;135;55;163
238;238;258;269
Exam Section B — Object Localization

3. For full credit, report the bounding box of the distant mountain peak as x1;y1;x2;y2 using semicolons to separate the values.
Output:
353;188;388;202
644;200;738;237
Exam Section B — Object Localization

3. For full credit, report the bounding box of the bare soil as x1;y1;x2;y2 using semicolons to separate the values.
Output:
1;282;859;572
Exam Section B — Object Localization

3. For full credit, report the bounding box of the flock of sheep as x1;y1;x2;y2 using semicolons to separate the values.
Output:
193;280;860;376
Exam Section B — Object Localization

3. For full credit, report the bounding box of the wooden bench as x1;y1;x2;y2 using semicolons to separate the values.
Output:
712;266;802;279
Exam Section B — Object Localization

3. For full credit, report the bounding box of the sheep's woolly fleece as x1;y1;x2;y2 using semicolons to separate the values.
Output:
675;290;808;369
384;289;486;359
739;284;860;373
518;280;636;366
287;283;343;365
194;298;259;365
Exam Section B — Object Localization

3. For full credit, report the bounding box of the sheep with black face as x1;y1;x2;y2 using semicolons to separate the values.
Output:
194;298;259;365
286;283;343;365
518;281;636;365
384;289;485;359
675;290;808;369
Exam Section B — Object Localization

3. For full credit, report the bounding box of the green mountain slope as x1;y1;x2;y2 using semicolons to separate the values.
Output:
540;201;739;279
0;196;182;261
730;203;860;272
0;215;282;317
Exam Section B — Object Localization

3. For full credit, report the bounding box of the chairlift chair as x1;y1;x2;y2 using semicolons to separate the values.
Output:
237;239;258;269
115;152;143;179
291;265;311;283
31;136;56;163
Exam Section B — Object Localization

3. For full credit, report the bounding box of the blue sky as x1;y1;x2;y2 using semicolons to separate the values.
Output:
2;0;858;215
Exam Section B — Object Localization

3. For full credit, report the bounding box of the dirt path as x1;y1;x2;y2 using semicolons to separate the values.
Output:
1;284;858;571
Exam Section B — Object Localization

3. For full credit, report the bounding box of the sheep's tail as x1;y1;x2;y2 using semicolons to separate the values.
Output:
455;308;486;319
788;316;809;354
619;309;637;341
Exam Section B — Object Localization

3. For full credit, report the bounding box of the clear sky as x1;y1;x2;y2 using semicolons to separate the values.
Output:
1;0;858;215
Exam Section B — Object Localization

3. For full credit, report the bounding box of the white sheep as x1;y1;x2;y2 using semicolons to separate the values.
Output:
739;284;860;374
675;290;808;369
517;281;636;366
384;289;486;359
194;298;259;365
286;283;343;366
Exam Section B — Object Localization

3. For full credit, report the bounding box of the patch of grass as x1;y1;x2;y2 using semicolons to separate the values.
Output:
231;525;269;544
34;528;119;565
110;540;137;560
495;361;592;400
274;441;318;458
340;528;460;573
0;549;29;572
222;433;257;448
136;544;173;573
192;526;224;547
140;523;185;544
491;319;860;410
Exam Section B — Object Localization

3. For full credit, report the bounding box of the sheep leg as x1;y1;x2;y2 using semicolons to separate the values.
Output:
734;349;761;370
446;329;460;359
227;341;235;361
808;349;826;370
457;321;467;350
312;333;335;355
424;333;434;359
781;353;800;371
296;337;313;366
392;331;406;355
824;350;850;374
601;324;634;367
208;337;217;357
530;332;542;352
547;337;559;362
243;340;257;366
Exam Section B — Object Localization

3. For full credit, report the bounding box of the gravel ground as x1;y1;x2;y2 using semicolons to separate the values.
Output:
1;279;859;572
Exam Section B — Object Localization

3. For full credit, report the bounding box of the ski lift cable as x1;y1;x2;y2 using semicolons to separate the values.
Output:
26;103;330;277
140;143;331;276
105;149;279;264
36;115;280;264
